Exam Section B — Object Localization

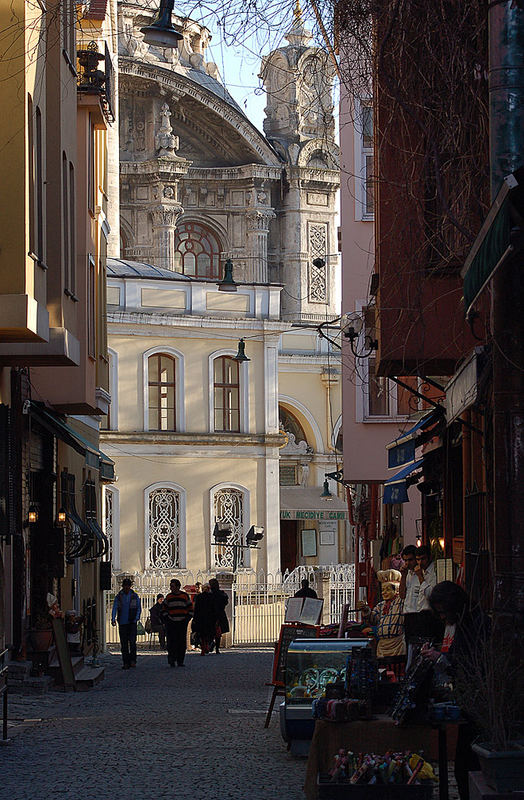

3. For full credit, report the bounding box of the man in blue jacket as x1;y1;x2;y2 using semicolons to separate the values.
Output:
112;578;142;669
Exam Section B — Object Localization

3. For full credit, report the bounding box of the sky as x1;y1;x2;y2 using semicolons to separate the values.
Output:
173;1;330;134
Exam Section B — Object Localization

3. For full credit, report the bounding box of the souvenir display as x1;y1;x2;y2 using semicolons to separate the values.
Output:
327;749;437;786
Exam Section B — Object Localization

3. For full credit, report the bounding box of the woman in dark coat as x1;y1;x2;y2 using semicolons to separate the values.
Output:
209;577;229;654
191;584;216;655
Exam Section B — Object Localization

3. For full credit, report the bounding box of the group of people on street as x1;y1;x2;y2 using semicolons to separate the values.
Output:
111;576;229;669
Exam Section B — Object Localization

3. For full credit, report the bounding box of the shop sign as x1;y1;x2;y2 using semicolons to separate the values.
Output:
445;350;480;424
280;509;347;520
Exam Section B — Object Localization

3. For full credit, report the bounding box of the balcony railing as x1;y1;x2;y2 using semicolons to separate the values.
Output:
77;41;115;123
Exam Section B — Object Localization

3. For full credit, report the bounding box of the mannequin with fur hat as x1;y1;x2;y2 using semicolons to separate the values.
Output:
356;569;405;658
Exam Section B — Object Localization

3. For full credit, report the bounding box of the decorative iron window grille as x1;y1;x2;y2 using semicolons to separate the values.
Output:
61;470;91;562
103;487;114;565
213;488;244;569
83;478;108;562
147;488;181;569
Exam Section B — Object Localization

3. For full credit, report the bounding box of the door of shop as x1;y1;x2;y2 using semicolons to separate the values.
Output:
280;520;298;572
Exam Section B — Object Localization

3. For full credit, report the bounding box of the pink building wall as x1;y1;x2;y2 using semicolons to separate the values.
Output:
339;88;419;547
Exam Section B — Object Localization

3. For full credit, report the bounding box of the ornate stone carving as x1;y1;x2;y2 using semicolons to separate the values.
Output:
246;209;275;232
309;222;327;302
150;204;183;228
155;103;179;157
280;431;313;455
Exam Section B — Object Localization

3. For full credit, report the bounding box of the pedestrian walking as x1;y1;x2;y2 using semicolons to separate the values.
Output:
191;583;216;655
293;578;318;599
162;579;193;666
149;593;166;649
209;577;229;654
111;578;142;669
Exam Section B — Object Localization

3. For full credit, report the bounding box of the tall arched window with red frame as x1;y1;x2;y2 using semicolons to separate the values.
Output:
173;221;222;278
148;354;176;431
213;356;240;432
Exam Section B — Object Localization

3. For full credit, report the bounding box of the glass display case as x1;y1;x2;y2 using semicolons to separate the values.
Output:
285;638;371;703
280;638;371;755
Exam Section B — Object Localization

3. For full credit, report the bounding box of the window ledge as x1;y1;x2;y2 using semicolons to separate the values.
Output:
362;415;410;424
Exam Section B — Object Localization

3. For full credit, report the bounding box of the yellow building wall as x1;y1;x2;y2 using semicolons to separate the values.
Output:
109;332;266;434
0;0;47;334
111;453;266;574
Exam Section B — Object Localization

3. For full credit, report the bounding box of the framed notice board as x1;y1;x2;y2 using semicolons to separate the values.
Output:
271;623;319;686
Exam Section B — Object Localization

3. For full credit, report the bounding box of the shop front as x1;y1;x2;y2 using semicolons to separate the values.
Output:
279;486;348;572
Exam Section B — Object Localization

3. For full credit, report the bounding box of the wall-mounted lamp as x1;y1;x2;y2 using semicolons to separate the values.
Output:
217;258;238;292
28;504;39;524
341;312;378;358
57;507;67;525
320;479;333;499
140;0;184;48
246;525;264;547
233;338;250;362
213;522;231;544
438;537;445;551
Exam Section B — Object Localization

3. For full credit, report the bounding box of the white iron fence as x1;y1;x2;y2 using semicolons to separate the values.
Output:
103;565;355;648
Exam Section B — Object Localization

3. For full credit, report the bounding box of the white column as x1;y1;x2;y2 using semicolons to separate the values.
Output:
246;209;275;283
265;451;281;574
150;205;183;270
264;336;279;434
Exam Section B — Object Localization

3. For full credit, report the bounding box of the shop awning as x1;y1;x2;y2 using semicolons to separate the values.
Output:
461;180;513;316
383;459;423;504
28;402;115;481
280;486;348;521
386;410;441;469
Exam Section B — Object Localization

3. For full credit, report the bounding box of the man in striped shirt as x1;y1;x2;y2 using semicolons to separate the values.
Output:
162;579;193;667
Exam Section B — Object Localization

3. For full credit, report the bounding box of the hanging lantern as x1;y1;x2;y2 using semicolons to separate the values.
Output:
233;338;250;362
217;259;238;292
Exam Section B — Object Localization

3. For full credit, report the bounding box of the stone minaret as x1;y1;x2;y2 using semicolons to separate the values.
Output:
260;4;339;320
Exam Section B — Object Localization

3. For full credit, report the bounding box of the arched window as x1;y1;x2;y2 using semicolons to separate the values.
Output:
279;405;308;446
212;487;245;569
148;353;176;431
214;356;239;432
147;486;182;569
173;221;221;278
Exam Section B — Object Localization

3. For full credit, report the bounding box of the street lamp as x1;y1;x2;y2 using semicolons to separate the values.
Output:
233;338;250;362
140;0;184;48
212;524;264;572
341;312;378;358
320;480;333;499
217;259;238;292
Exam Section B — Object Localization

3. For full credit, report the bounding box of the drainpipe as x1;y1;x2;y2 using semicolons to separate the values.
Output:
489;2;524;613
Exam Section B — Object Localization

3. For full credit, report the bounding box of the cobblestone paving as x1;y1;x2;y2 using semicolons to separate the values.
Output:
3;647;307;800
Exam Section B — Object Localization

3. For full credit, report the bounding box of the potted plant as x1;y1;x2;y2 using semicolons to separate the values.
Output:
454;613;524;792
28;612;54;652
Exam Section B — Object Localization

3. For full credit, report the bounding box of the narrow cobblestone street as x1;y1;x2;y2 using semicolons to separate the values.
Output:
3;648;306;800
